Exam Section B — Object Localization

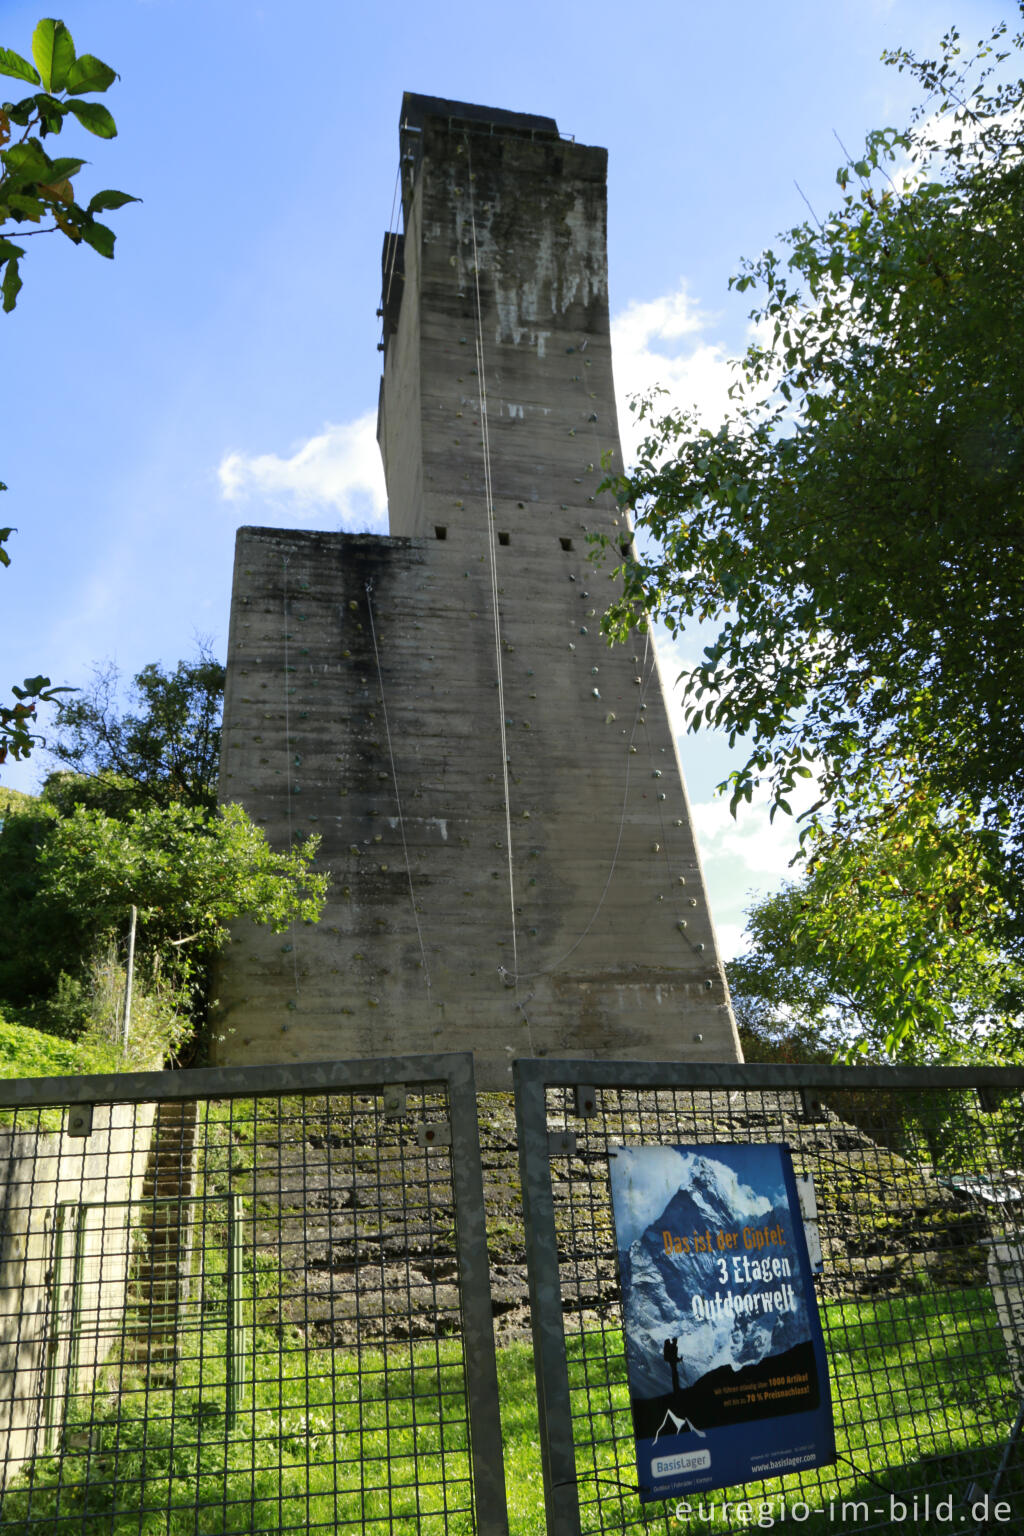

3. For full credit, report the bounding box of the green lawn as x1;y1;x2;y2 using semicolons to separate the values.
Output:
0;1285;1015;1535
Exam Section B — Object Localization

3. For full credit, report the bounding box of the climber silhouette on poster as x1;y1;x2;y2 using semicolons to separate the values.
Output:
608;1142;834;1502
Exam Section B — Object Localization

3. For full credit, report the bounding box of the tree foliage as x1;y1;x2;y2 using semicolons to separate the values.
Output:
1;18;137;767
0;17;137;308
46;650;226;812
600;15;1024;877
0;652;329;1040
728;783;1022;1062
0;793;328;1016
38;801;328;962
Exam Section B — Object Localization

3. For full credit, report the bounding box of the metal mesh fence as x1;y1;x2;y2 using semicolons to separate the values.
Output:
515;1061;1024;1536
0;1054;507;1536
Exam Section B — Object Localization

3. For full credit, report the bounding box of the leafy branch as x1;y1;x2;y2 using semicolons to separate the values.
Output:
1;18;137;769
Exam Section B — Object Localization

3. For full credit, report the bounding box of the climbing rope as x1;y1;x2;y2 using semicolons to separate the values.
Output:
365;579;433;996
280;556;301;1002
463;136;521;999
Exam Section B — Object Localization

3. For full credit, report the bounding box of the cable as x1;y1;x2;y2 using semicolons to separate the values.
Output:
365;580;432;997
463;136;521;999
281;557;301;1003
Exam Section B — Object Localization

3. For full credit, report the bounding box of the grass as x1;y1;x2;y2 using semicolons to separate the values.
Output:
0;1284;1015;1535
0;1097;1016;1533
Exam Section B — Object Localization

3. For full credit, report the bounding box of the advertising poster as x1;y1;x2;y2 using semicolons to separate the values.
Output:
608;1143;835;1502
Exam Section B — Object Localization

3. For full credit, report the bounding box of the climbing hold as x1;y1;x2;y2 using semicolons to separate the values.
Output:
690;897;698;907
579;626;588;635
591;667;599;675
605;712;616;724
652;770;662;778
591;688;600;699
657;793;667;801
677;921;687;932
651;843;660;853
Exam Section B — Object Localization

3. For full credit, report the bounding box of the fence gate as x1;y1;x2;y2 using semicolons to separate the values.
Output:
515;1059;1024;1536
0;1052;508;1535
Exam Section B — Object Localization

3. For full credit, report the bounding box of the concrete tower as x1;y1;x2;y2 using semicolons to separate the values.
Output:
212;95;741;1085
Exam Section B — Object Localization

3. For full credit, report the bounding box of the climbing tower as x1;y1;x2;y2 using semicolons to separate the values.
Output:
212;94;741;1085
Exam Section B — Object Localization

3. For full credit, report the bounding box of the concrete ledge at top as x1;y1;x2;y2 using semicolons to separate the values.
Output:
237;527;417;550
400;92;560;140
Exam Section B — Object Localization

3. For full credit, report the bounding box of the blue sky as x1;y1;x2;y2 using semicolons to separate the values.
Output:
1;0;1010;956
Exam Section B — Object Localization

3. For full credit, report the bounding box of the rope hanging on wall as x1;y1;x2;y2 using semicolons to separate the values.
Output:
463;136;523;1009
280;555;302;1005
365;578;433;998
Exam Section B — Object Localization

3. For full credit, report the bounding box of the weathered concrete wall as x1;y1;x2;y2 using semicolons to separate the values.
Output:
212;96;741;1084
0;1105;155;1484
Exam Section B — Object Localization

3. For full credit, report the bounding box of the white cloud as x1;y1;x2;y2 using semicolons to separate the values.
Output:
610;281;735;460
217;410;387;530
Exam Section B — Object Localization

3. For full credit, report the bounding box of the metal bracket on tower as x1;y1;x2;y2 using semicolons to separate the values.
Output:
574;1085;597;1118
548;1128;577;1156
416;1121;451;1148
66;1105;93;1138
384;1085;407;1118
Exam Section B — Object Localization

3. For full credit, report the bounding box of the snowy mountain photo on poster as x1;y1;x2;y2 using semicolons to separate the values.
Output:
608;1143;834;1501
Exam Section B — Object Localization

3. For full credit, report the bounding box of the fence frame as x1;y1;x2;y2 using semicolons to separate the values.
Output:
513;1057;1024;1536
0;1050;510;1536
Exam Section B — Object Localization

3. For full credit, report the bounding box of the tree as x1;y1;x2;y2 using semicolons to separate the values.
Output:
0;793;328;1017
45;649;226;812
727;782;1023;1062
599;14;1024;882
1;17;137;765
39;800;328;971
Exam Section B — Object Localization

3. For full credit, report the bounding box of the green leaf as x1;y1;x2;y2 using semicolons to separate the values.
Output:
1;253;23;312
62;98;116;139
65;53;116;95
86;188;139;215
81;219;114;258
45;156;85;179
2;139;55;180
32;19;76;94
0;47;41;85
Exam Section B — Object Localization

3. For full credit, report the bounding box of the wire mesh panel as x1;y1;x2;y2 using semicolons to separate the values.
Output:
0;1053;508;1535
515;1060;1024;1536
